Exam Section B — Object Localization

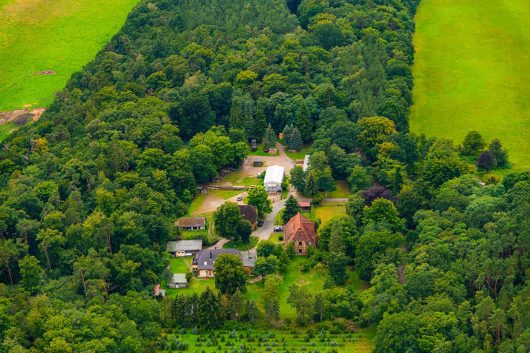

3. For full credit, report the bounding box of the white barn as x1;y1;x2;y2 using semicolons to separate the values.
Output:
264;165;284;192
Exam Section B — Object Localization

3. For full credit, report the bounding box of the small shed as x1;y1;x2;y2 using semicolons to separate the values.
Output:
176;217;206;230
239;205;258;228
241;249;257;274
264;165;285;192
168;274;188;288
298;201;311;210
166;239;203;257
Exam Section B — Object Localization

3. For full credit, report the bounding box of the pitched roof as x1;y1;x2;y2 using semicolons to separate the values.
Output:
264;165;284;184
195;249;240;270
298;201;311;208
166;240;203;253
176;217;206;228
239;204;258;224
284;213;316;244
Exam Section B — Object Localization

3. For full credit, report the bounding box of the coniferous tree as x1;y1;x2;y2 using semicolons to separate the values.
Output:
262;275;281;326
283;124;293;147
263;123;277;150
246;299;258;324
289;127;303;151
198;287;223;329
282;196;301;224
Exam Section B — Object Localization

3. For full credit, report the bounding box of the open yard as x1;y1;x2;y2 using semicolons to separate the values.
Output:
163;327;375;353
302;204;347;225
0;0;138;112
410;0;530;169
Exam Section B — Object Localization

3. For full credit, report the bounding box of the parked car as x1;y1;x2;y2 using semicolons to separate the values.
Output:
273;226;283;232
236;195;243;201
258;220;264;227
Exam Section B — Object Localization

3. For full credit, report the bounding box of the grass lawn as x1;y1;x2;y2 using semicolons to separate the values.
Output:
268;231;284;244
208;189;243;199
223;236;259;251
165;277;216;298
0;0;139;112
410;0;530;170
285;145;312;161
164;327;375;353
248;143;278;156
187;193;207;215
303;204;347;225
325;180;353;198
0;123;16;141
169;257;192;273
221;170;261;187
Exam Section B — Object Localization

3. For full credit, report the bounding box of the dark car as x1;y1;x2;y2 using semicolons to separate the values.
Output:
258;220;264;227
273;226;283;232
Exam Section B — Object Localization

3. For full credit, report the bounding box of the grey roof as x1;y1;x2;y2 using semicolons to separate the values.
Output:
166;240;203;253
195;249;240;271
169;273;188;284
241;249;257;268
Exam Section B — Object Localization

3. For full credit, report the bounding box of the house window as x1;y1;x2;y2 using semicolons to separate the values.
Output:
298;241;302;246
298;249;302;254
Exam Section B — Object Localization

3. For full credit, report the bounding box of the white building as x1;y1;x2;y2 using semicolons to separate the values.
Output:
302;155;310;172
264;165;285;192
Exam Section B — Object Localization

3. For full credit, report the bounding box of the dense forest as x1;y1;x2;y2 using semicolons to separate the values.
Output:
0;0;528;352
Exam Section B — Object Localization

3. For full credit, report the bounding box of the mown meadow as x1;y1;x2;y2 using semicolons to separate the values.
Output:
410;0;530;169
0;0;139;112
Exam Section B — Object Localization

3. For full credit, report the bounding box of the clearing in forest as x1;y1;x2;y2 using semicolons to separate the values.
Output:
0;0;138;112
410;0;530;169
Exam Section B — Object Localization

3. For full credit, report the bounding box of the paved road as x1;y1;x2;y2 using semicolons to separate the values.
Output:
252;197;285;240
208;237;229;249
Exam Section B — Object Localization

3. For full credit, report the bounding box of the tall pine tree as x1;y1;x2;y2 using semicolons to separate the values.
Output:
263;123;277;150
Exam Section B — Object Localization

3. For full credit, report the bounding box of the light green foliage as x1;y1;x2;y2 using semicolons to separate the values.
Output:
247;186;272;218
261;275;281;326
410;0;530;169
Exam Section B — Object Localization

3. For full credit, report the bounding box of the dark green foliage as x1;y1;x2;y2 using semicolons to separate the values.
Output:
1;1;527;352
461;130;486;158
488;138;509;168
214;254;247;295
282;196;301;224
214;202;244;241
263;124;277;150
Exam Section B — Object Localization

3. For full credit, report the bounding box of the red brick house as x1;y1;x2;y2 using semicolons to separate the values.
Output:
284;213;316;255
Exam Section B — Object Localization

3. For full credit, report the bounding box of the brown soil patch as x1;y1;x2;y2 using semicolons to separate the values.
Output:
0;107;46;124
37;70;56;75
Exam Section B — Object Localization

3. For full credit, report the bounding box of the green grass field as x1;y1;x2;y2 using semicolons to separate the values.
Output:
0;0;138;112
410;0;530;170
